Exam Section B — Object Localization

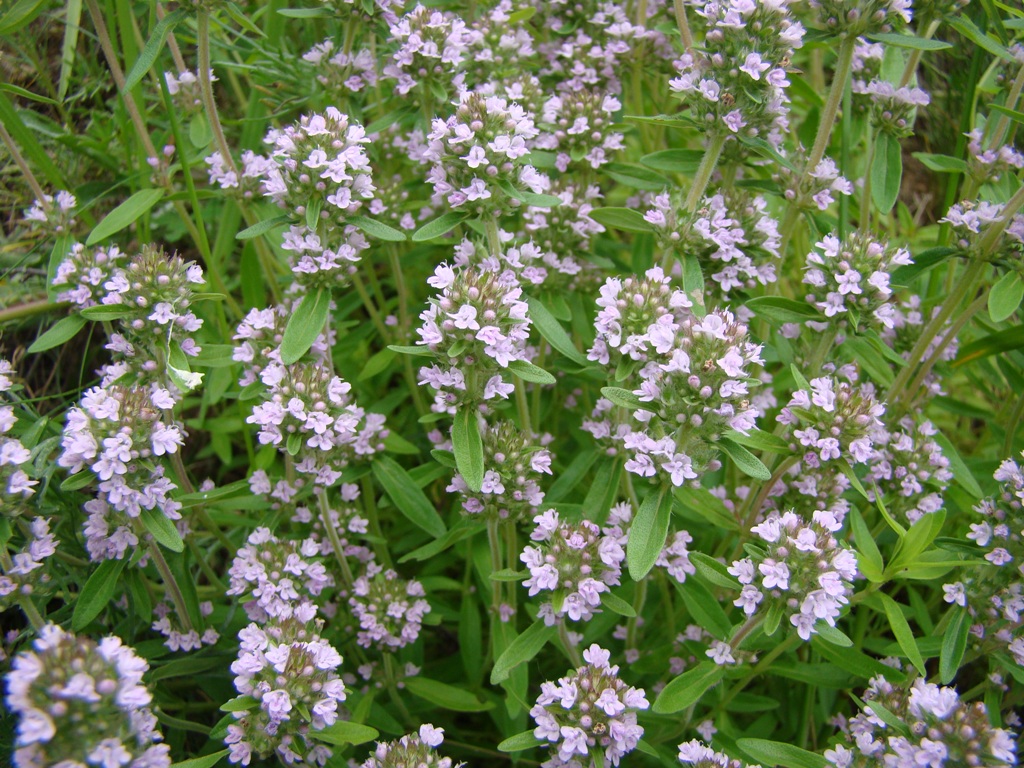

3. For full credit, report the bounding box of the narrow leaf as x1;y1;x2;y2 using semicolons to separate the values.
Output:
27;314;86;354
526;296;588;366
653;661;726;714
588;207;654;233
879;593;927;676
141;508;185;553
235;215;289;240
989;272;1023;323
347;214;407;242
689;552;741;590
123;9;188;92
490;620;557;684
600;386;644;410
866;32;952;50
403;677;493;712
602;591;637;618
939;607;969;684
737;739;827;768
170;750;230;768
498;731;539;753
412;212;467;242
279;287;330;365
871;132;902;214
507;359;556;385
372;456;447;539
73;558;126;630
627;486;671;581
718;438;771;481
311;721;379;746
451;409;484;493
86;189;165;245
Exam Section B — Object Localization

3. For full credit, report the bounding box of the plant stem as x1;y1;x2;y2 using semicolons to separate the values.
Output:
0;298;58;324
672;0;694;53
196;10;237;176
898;18;940;88
806;36;856;185
318;487;355;587
558;619;582;667
684;132;726;213
361;474;392;567
0;120;49;203
140;531;194;632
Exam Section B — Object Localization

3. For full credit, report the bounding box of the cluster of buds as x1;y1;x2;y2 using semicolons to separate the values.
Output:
447;420;550;521
0;518;56;611
825;677;1016;767
361;725;462;768
669;0;804;142
966;128;1024;184
730;508;859;640
523;182;605;261
226;616;347;766
940;199;1024;257
5;625;170;768
233;299;332;387
581;397;635;456
857;80;929;138
943;454;1024;667
0;359;36;499
521;509;625;623
503;237;601;296
764;459;851;519
866;417;951;525
164;69;207;115
206;149;272;198
535;89;625;171
246;361;388;486
259;107;375;229
625;309;765;486
530;644;649;766
227;527;334;622
466;0;536;82
415;260;532;411
382;5;478;97
151;600;219;652
302;41;378;94
58;385;184;561
645;191;780;297
349;564;431;650
811;0;912;37
850;40;884;111
588;266;693;370
52;242;126;309
774;156;854;213
23;190;77;235
424;91;548;213
777;376;886;467
802;232;913;330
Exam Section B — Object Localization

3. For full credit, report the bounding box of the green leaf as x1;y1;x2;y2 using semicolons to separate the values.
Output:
412;212;468;242
912;152;968;173
789;364;811;393
989;272;1023;323
931;431;984;499
871;132;902;215
879;593;926;676
235;215;289;240
866;32;953;50
86;189;165;246
58;0;83;101
745;296;819;325
403;677;493;712
640;149;703;173
73;558;126;630
497;731;539;753
588;207;655;233
947;16;1013;61
27;314;86;354
939;607;970;684
141;508;185;553
276;6;332;16
624;113;699;130
763;601;783;637
675;578;732;640
372;456;447;539
689;552;741;590
490;568;527;581
61;471;94;491
681;252;705;317
508;6;536;23
123;9;188;92
387;344;434;357
600;386;644;410
736;135;795;171
601;162;670;190
845;335;894;386
724;428;792;455
507;359;556;385
851;507;884;582
815;623;853;647
347;214;407;242
718;438;771;481
526;296;588;366
490;619;557;684
311;721;379;747
0;0;48;35
813;637;906;682
189;113;213;149
452;409;484;493
627;486;672;581
280;287;330;365
652;661;726;714
738;739;827;768
79;303;133;322
602;591;637;617
170;749;230;768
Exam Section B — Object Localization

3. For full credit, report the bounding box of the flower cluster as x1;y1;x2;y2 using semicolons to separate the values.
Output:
467;0;535;82
803;232;913;330
535;89;624;171
382;5;478;97
588;266;693;369
678;740;757;767
164;69;206;115
228;527;333;622
859;79;929;138
523;182;605;263
281;222;370;289
943;455;1024;666
259;107;375;227
233;299;332;387
811;0;912;36
447;420;550;521
362;725;462;768
530;644;649;766
52;242;127;309
866;417;951;525
764;459;851;519
303;41;378;94
23;189;77;235
966;128;1024;184
940;199;1024;257
415;260;532;410
151;600;219;652
0;359;36;500
521;509;625;623
825;677;1016;767
0;518;56;611
246;361;388;485
775;156;854;213
730;508;859;640
777;376;885;467
226;616;347;766
625;309;765;485
423;91;547;212
669;0;804;142
349;564;431;650
59;384;184;560
5;624;169;768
